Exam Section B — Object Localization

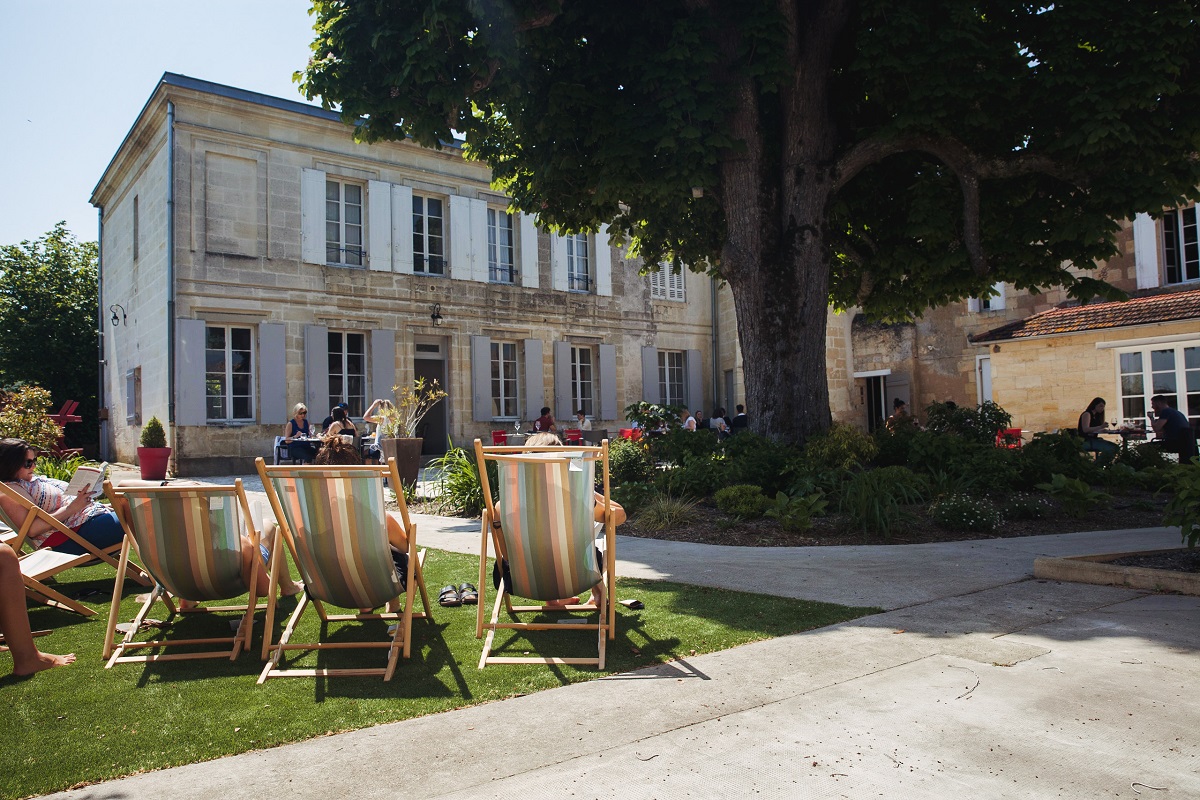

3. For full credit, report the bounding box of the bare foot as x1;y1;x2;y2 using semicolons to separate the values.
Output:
545;597;580;608
14;650;76;677
282;581;305;599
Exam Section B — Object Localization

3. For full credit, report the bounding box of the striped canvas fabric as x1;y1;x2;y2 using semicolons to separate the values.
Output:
495;454;601;600
268;472;400;610
125;490;247;600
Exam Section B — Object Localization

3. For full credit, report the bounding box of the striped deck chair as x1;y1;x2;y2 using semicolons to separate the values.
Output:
472;439;617;669
102;480;267;667
0;481;150;618
255;457;431;682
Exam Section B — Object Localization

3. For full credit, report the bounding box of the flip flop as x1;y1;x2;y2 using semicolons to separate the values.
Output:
438;585;462;607
458;583;478;605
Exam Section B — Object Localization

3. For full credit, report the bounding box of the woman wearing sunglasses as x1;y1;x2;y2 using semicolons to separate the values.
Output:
281;402;318;463
0;438;124;554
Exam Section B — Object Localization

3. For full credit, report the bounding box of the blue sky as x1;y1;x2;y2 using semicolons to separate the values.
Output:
1;1;318;245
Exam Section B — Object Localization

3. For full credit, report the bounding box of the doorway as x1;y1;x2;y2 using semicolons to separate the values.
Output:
864;375;888;433
414;338;448;455
976;355;993;406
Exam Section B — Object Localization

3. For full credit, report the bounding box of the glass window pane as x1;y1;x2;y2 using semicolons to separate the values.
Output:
232;397;251;419
1121;374;1144;395
1153;373;1177;394
1186;347;1200;370
206;327;225;349
1151;349;1176;372
1188;370;1200;393
326;181;339;201
1123;397;1146;420
346;205;361;225
206;351;226;372
231;374;250;395
1120;351;1143;374
345;184;361;204
231;328;251;349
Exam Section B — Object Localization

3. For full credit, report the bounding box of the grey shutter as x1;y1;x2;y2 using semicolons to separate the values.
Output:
449;195;472;281
1133;212;1161;289
367;180;392;271
599;343;617;421
641;346;660;404
551;235;569;291
519;213;539;288
370;329;395;405
594;225;612;296
553;340;572;419
524;338;543;421
470;198;489;282
258;322;286;423
686;349;703;411
304;325;329;418
300;168;326;265
392;184;414;274
471;335;492;421
175;319;207;426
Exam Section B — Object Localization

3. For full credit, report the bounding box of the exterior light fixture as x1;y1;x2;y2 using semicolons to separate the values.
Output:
430;303;444;326
109;304;127;327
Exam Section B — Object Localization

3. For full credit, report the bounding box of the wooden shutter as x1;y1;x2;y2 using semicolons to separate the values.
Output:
641;346;660;404
553;340;572;418
990;282;1006;311
367;180;392;272
175;318;207;426
448;195;471;281
369;329;395;405
524;338;544;421
471;335;493;422
668;266;685;300
594;224;612;296
519;213;539;288
1133;212;1161;290
304;325;329;418
551;234;569;291
258;322;287;424
686;349;703;411
300;168;326;265
392;184;414;274
599;343;617;420
470;198;489;282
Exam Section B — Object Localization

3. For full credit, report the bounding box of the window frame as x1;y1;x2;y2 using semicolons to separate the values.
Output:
327;330;367;418
490;340;521;420
413;192;446;276
658;350;687;405
325;178;365;268
1162;206;1200;285
650;262;686;301
1115;340;1200;425
570;345;595;417
487;207;516;284
204;324;255;422
566;232;591;292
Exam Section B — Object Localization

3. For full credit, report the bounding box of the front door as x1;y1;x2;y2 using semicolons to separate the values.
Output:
414;339;448;455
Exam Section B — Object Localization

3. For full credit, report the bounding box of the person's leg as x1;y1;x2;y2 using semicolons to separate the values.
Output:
1096;438;1119;467
0;543;76;676
52;511;125;556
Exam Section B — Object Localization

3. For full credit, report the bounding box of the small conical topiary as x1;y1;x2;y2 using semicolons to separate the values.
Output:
139;415;168;448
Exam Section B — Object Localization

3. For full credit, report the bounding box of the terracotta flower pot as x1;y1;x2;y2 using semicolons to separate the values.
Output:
137;446;172;481
379;437;423;487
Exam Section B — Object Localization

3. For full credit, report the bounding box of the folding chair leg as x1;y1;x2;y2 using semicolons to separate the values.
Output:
103;538;133;658
26;580;96;617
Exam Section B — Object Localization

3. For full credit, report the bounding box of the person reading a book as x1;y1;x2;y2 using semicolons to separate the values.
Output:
0;438;123;555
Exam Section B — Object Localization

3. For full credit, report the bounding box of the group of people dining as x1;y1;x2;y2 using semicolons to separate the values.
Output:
282;399;397;464
679;405;748;437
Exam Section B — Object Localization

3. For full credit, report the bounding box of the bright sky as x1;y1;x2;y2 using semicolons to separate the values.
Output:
1;1;318;245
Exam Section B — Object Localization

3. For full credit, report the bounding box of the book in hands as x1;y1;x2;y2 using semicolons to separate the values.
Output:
65;462;109;498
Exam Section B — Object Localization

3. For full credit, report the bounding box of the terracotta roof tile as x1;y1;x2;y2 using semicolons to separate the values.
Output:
971;287;1200;343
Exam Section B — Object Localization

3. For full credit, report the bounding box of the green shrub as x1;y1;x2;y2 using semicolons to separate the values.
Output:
925;467;978;498
1019;431;1096;486
656;453;726;498
713;484;770;518
0;385;63;453
623;402;686;432
140;416;168;448
1035;473;1110;518
805;423;878;471
1000;491;1054;520
873;421;922;467
929;494;1002;532
965;446;1023;493
1117;442;1173;472
1100;461;1139;490
429;446;495;517
608;437;653;485
906;430;985;479
721;432;800;495
764;491;828;531
1162;464;1200;547
35;453;88;482
612;482;659;515
838;467;924;537
924;400;1012;446
635;494;700;531
649;427;719;466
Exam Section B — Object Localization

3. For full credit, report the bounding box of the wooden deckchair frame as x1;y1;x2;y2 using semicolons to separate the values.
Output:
0;480;150;618
472;439;617;669
255;457;432;682
101;480;267;666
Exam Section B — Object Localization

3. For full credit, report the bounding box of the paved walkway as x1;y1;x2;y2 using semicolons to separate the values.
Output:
48;470;1200;798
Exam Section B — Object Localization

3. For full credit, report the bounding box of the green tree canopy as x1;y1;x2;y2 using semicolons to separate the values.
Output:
299;0;1200;444
0;223;98;446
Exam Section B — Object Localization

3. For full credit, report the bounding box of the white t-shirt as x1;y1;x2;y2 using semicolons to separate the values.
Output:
683;417;697;432
578;418;593;431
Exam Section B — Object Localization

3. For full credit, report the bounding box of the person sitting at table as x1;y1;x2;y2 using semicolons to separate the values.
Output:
324;406;357;441
533;406;558;434
1078;397;1118;465
1150;395;1199;463
361;398;393;463
575;408;592;432
321;402;348;430
681;407;697;432
0;541;76;676
282;403;318;464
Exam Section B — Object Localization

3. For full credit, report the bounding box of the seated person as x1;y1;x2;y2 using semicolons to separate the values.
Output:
533;406;558;434
0;541;76;676
362;399;394;462
885;398;924;432
1078;397;1118;464
321;402;349;430
324;406;357;441
523;432;626;607
0;438;124;556
729;404;749;432
1151;394;1198;463
282;403;318;463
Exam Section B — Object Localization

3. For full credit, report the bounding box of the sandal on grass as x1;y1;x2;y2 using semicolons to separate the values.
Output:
438;585;462;607
458;583;478;605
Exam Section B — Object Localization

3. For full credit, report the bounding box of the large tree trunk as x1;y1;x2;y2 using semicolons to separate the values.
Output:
715;0;849;447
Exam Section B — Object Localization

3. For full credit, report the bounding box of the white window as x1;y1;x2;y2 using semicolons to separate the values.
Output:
490;341;520;418
1162;206;1200;284
658;350;686;405
650;262;686;301
205;325;254;421
1117;342;1200;425
326;180;364;267
968;282;1005;313
571;345;594;417
488;208;516;284
328;331;366;417
567;232;590;292
413;194;446;275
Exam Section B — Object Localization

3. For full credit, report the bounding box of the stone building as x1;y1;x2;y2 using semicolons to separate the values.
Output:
92;73;735;475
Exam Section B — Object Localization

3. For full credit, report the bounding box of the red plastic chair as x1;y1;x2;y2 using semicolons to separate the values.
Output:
563;428;583;444
491;430;508;445
618;428;633;440
995;428;1023;449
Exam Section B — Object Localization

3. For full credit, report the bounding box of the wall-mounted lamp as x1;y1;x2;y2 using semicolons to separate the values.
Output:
430;303;444;327
109;304;127;327
691;186;705;199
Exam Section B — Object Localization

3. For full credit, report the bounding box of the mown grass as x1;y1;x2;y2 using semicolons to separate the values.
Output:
1;549;877;799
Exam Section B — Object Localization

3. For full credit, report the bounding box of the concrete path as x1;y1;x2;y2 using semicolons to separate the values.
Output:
50;470;1200;799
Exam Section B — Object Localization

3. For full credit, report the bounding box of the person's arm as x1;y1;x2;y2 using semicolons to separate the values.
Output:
363;399;382;424
0;485;91;538
594;493;627;526
1079;411;1107;435
282;421;293;442
1151;413;1167;435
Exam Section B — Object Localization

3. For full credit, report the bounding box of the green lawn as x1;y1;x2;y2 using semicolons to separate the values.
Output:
1;549;877;799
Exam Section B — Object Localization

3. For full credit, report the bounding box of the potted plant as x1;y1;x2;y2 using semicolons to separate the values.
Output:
137;415;171;480
376;378;448;486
